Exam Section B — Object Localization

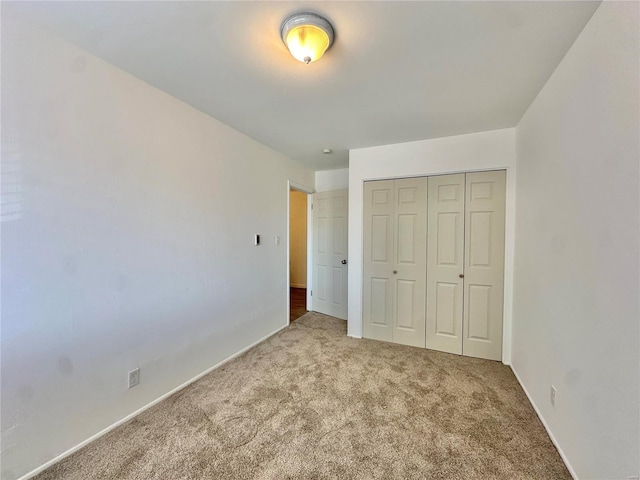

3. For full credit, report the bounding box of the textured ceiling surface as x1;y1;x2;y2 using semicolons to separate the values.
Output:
5;1;600;170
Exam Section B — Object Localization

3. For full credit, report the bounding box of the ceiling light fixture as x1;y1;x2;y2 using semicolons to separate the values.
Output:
281;12;334;64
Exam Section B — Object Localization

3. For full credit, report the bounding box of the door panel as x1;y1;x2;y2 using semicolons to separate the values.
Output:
372;215;390;262
396;280;416;329
463;171;506;361
363;178;426;346
467;285;491;339
391;177;427;347
436;213;458;264
317;217;327;253
370;277;391;327
363;181;394;341
317;266;327;302
469;211;493;266
332;267;343;304
426;174;465;354
397;214;416;263
333;217;345;254
435;282;457;336
312;189;348;319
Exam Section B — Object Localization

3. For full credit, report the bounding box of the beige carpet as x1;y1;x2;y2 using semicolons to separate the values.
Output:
35;312;569;479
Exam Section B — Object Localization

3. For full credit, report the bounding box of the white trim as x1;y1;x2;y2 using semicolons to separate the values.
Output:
306;194;313;312
347;334;362;339
510;365;578;480
19;324;289;480
287;180;314;322
289;181;314;195
501;164;516;364
290;283;307;289
286;184;291;326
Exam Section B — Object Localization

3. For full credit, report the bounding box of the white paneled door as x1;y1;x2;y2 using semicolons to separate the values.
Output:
462;171;506;361
426;174;465;355
363;178;427;347
312;189;348;320
363;170;506;361
362;180;394;341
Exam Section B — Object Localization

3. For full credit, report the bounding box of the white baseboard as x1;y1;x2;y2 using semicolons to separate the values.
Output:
19;323;289;480
347;333;362;339
290;284;306;289
510;365;578;480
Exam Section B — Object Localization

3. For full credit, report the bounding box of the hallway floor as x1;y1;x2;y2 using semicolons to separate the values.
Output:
289;287;307;322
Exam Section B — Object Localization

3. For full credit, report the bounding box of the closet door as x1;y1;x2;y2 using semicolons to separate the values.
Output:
426;174;465;354
463;170;506;361
363;178;427;347
392;177;427;347
363;172;505;359
363;180;394;342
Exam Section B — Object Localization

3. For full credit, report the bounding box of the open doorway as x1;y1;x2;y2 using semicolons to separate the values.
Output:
289;188;309;322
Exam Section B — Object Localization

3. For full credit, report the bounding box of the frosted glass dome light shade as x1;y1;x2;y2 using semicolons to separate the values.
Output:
281;13;334;64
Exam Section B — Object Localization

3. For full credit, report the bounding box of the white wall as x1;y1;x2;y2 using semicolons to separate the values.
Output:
289;190;307;288
315;168;349;192
512;2;639;478
348;129;516;362
0;17;313;480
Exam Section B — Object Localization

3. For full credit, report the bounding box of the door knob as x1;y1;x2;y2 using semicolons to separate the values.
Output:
393;270;398;274
341;259;347;265
459;273;464;278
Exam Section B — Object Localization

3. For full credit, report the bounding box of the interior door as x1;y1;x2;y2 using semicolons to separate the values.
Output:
363;180;394;341
363;178;426;347
312;189;348;320
392;177;427;347
463;170;506;361
426;174;465;354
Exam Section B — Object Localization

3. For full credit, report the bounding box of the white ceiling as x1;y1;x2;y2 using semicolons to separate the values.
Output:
6;1;600;170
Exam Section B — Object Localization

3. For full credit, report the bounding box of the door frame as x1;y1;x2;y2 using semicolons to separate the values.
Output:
287;181;314;325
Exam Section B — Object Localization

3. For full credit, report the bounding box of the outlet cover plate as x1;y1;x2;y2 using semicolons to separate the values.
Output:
128;368;140;389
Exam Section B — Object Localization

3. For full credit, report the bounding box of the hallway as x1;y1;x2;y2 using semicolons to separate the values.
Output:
289;287;307;323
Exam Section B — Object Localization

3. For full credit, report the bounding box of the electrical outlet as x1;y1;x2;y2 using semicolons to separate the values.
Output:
128;368;140;389
550;385;556;407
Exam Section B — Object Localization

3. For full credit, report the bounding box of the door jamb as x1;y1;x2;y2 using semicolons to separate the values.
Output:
288;181;314;325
